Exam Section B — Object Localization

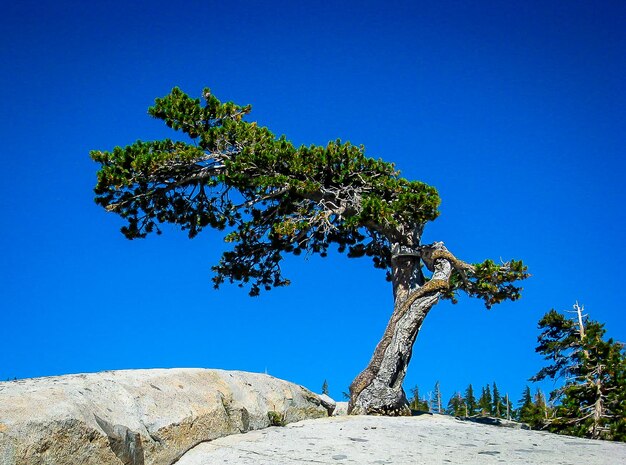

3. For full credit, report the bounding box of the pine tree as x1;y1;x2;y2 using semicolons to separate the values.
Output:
446;392;465;417
517;385;542;427
478;384;493;416
408;385;429;411
321;380;329;395
92;86;528;415
492;382;506;418
531;303;626;440
464;384;477;417
533;388;549;422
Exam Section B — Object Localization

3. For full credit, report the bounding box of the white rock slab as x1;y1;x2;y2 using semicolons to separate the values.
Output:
177;414;626;465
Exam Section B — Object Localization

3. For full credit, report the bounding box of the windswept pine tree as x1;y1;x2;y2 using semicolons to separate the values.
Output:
92;87;528;415
531;303;626;440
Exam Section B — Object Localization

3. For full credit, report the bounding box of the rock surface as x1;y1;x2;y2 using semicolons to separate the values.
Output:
318;394;336;416
0;369;328;465
177;414;626;465
333;401;349;416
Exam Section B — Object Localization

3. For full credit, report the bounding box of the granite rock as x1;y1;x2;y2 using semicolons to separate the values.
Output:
0;369;327;465
317;394;336;416
177;414;626;465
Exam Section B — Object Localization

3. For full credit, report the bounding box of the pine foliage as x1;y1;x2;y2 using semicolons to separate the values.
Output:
92;87;527;300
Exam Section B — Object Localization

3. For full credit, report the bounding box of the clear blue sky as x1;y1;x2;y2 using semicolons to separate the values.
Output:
1;0;624;405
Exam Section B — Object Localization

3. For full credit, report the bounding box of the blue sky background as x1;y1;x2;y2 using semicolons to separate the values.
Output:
1;0;624;406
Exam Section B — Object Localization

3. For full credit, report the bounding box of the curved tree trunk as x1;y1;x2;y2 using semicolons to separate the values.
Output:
348;243;452;415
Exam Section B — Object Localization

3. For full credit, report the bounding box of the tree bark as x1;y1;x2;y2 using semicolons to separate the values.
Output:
348;242;453;415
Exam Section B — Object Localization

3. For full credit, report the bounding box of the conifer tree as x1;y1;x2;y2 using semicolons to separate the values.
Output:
446;392;465;417
92;86;528;415
492;382;505;418
322;379;329;395
517;386;533;423
518;386;539;426
408;385;429;411
478;384;493;415
517;387;550;429
464;384;477;417
533;388;549;422
531;303;626;440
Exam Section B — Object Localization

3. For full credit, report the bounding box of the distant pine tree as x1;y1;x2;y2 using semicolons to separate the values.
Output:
408;385;429;411
446;392;465;417
409;385;420;411
478;385;493;415
533;388;549;422
464;384;477;416
492;382;506;418
518;386;533;422
321;380;329;395
518;385;543;428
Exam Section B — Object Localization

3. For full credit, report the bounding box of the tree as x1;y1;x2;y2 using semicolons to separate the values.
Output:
321;379;329;395
531;303;626;440
504;393;514;420
492;382;505;418
446;392;465;416
464;384;478;416
478;384;493;415
433;381;442;414
517;385;542;427
408;385;429;411
533;388;550;423
91;87;529;415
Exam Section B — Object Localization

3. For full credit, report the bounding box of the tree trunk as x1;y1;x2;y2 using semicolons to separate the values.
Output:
348;243;452;415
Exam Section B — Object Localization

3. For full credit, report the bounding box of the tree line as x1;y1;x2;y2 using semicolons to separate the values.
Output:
404;303;626;442
407;381;543;424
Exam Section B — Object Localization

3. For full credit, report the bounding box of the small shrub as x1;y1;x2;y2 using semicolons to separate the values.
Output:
267;411;286;427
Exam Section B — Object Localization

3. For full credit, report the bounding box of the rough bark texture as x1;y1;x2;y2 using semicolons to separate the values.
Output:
348;242;453;415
